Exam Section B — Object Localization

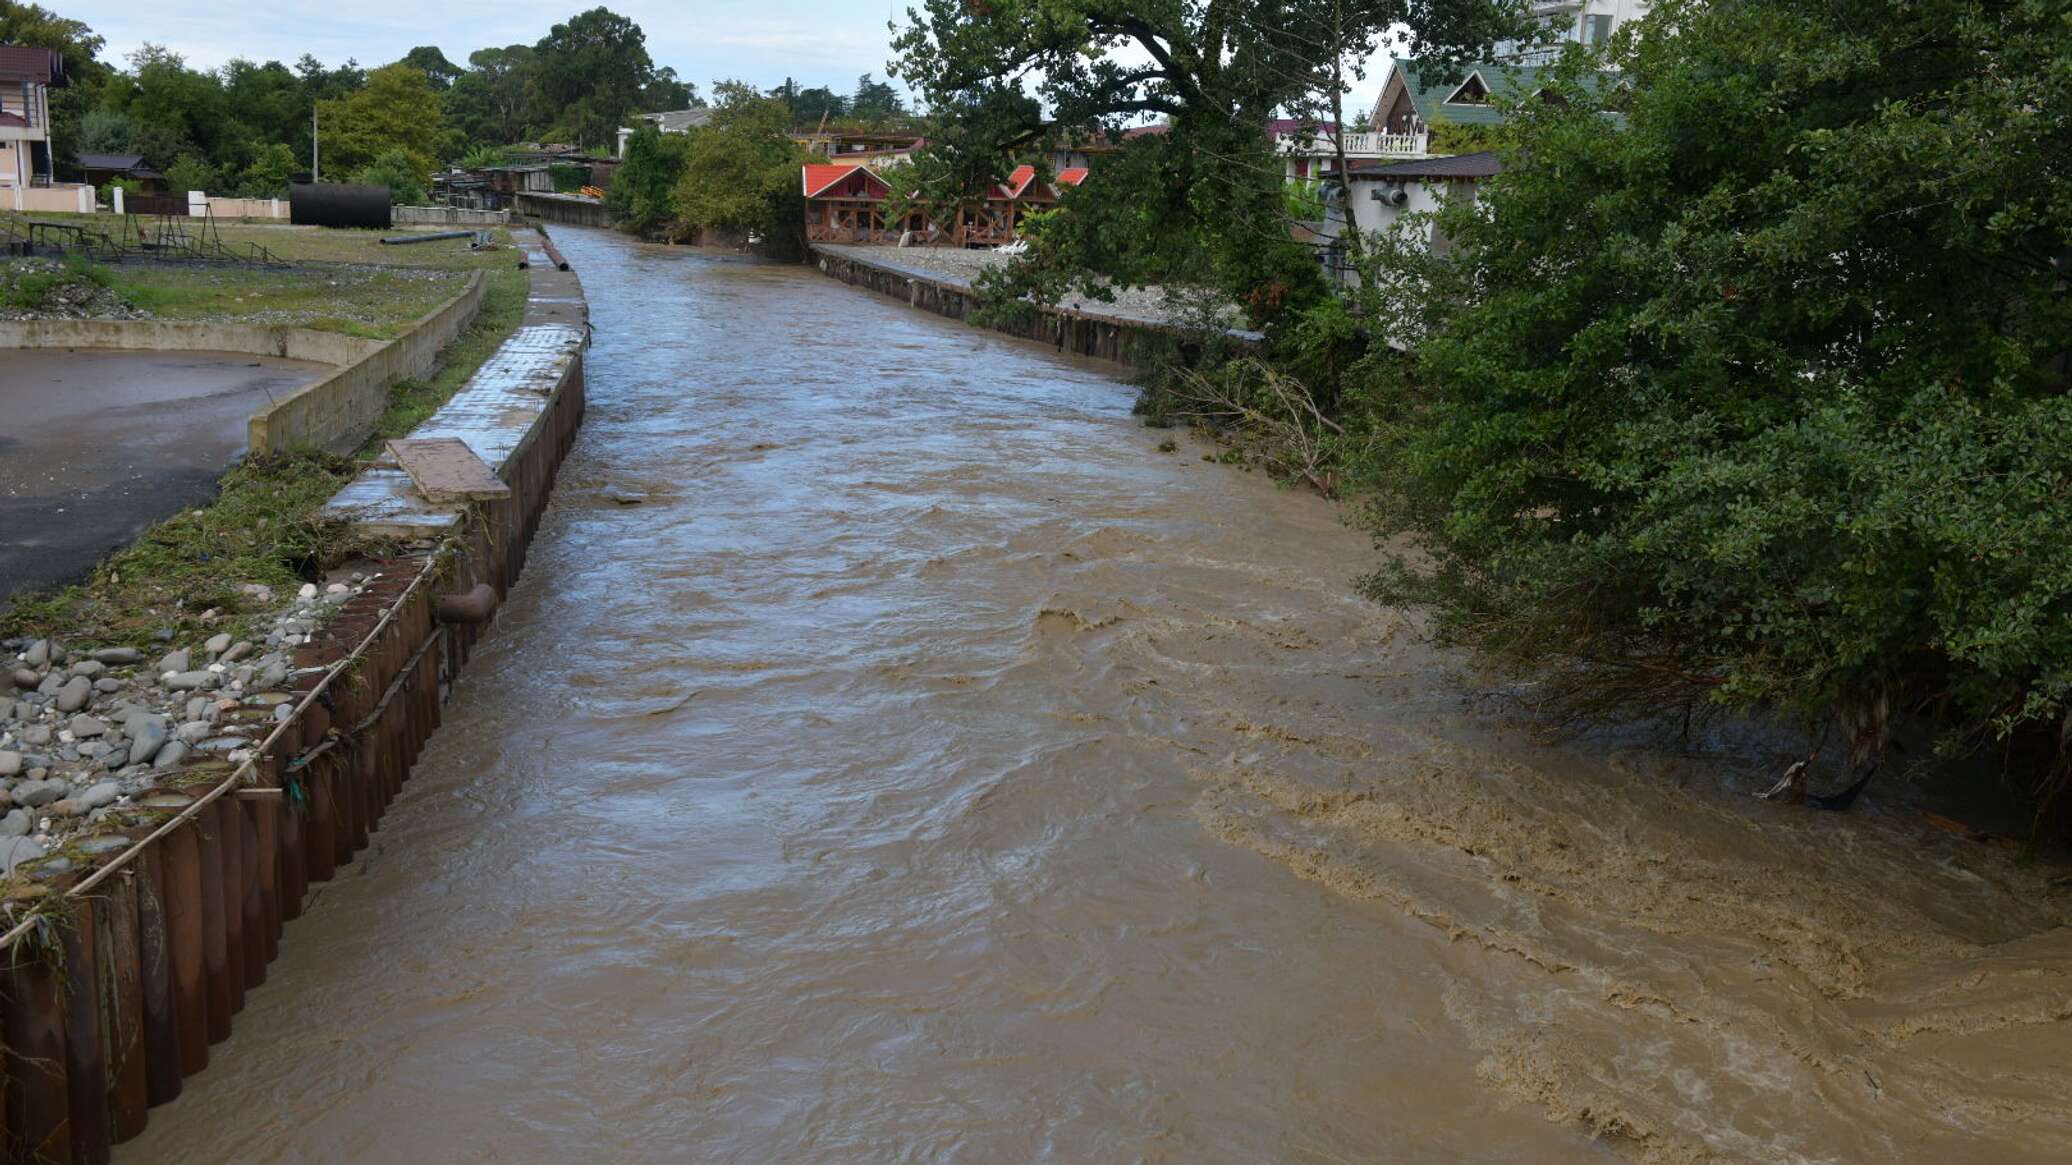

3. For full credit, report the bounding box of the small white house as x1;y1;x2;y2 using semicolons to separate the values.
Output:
1335;150;1502;255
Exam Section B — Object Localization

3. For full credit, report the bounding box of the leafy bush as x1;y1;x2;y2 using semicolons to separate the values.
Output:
163;155;215;195
459;144;513;170
604;124;686;237
547;162;589;193
349;150;429;205
1353;0;2072;791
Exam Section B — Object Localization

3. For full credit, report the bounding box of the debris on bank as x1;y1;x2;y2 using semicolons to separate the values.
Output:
0;257;150;321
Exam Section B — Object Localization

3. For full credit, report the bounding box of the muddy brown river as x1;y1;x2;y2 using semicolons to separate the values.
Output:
124;229;2072;1163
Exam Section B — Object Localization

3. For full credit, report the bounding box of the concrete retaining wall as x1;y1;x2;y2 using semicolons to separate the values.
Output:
0;319;384;366
514;192;609;228
395;205;511;227
1;273;489;457
809;245;1256;367
245;273;489;455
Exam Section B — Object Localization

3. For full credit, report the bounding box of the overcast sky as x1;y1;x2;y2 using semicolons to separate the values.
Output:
58;2;912;95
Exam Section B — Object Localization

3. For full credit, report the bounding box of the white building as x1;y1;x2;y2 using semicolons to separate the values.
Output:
0;45;59;192
1495;0;1652;62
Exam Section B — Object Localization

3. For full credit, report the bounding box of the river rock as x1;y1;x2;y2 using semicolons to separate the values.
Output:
128;718;168;764
205;633;232;656
22;640;49;669
68;660;105;679
0;836;44;874
153;741;188;771
0;752;18;778
69;715;107;739
10;668;37;690
95;678;124;693
175;720;211;745
157;649;190;675
222;642;253;664
91;647;142;665
0;810;27;837
77;781;121;810
13;779;66;808
54;676;93;713
163;671;220;692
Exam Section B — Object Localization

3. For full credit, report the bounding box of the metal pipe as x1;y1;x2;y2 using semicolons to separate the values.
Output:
380;230;473;245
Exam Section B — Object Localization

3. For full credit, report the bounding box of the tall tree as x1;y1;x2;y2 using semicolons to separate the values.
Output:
849;73;905;124
671;81;811;253
531;6;657;148
1353;0;2072;796
315;62;442;179
445;45;535;145
397;46;463;90
890;0;1517;326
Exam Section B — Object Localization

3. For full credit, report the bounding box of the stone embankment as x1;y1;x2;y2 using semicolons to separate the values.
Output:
0;581;362;875
0;225;586;1163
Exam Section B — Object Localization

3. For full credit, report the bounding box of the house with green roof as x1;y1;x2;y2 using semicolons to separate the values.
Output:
1369;58;1567;134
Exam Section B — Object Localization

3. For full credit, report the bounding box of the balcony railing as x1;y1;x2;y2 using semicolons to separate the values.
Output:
1275;130;1429;159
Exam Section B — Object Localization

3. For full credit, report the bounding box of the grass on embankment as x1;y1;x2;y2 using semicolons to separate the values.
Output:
105;264;470;340
0;261;533;645
6;217;516;339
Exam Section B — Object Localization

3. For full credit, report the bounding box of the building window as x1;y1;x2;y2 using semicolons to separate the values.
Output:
1443;73;1490;105
1584;13;1614;44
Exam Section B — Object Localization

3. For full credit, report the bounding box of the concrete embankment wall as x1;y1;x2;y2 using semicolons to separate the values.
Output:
395;206;511;227
0;243;586;1163
0;273;487;457
244;273;488;455
514;192;609;228
809;245;1250;367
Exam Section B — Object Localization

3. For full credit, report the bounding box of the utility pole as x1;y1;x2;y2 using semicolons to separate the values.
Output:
312;104;320;182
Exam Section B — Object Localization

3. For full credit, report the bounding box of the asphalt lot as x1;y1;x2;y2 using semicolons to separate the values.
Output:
1;348;327;601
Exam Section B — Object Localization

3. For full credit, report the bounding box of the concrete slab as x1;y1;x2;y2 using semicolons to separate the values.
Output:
1;349;328;601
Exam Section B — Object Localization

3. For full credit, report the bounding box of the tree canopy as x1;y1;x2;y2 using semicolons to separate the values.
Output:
891;0;1518;327
1351;0;2072;780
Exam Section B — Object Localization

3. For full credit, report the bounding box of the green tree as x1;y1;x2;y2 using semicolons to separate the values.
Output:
850;73;905;124
670;83;811;253
604;122;687;235
531;7;659;149
787;85;846;126
349;149;428;204
163;154;215;194
890;0;1517;329
232;143;297;197
397;46;463;90
315;62;441;179
1353;0;2072;794
640;67;697;113
76;107;131;155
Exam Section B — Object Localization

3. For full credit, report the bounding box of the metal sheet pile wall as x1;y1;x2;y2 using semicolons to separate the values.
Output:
0;239;589;1163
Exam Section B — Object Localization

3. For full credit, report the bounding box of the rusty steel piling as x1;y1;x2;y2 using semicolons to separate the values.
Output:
0;242;588;1155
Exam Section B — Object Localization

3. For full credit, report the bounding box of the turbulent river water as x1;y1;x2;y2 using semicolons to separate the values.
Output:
125;229;2072;1163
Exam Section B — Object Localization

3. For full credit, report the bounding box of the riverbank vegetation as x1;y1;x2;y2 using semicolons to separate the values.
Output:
606;85;813;255
898;0;2072;821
